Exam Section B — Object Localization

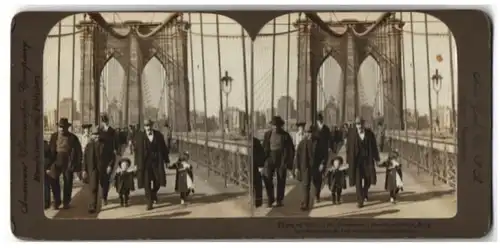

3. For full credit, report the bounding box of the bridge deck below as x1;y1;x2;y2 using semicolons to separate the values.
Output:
44;153;251;219
253;149;457;218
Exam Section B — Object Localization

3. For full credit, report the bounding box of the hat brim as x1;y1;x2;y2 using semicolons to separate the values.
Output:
58;123;72;127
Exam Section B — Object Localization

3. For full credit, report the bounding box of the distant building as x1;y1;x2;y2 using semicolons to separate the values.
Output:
225;107;245;132
253;111;267;130
265;108;276;124
58;98;78;120
277;96;296;122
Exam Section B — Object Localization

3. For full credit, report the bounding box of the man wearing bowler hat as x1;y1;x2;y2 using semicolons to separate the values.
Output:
46;118;82;209
261;116;295;207
346;116;380;208
134;119;170;210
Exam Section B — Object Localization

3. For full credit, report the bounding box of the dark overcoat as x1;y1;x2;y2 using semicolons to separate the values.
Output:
134;130;169;189
293;138;314;182
82;140;113;175
114;171;136;193
326;169;347;191
48;132;82;172
346;127;380;187
253;137;266;169
262;128;295;170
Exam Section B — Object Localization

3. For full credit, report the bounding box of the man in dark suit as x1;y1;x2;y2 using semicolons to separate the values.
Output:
134;119;170;210
97;114;120;205
81;127;114;213
293;124;319;211
46;118;82;209
346;117;380;208
261;116;295;207
311;113;332;202
252;137;266;208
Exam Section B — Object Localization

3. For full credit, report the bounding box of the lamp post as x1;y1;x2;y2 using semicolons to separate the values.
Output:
431;69;443;132
221;70;233;133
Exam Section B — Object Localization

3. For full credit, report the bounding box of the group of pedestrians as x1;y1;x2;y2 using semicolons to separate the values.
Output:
252;114;403;211
44;116;194;214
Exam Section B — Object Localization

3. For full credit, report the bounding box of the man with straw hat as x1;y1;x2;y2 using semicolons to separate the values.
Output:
261;116;295;208
46;118;82;209
346;116;380;208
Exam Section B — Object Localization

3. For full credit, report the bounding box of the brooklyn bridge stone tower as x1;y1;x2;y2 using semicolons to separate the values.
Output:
77;15;190;130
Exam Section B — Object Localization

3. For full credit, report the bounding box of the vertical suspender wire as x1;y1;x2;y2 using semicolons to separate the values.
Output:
179;15;189;148
271;19;277;117
188;14;198;148
165;29;172;124
285;14;291;131
424;14;435;185
400;12;409;150
71;15;76;125
447;29;457;195
249;39;255;217
296;13;302;125
241;28;249;135
199;14;210;178
171;25;179;138
166;27;173;133
389;14;401;151
409;12;420;175
215;15;228;187
304;19;310;123
56;21;62;121
80;23;86;129
240;28;251;211
448;30;457;138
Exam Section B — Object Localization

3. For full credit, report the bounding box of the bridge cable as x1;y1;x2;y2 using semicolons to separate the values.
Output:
188;13;198;144
199;13;211;170
285;13;292;131
55;21;62;121
215;14;229;187
270;19;277;117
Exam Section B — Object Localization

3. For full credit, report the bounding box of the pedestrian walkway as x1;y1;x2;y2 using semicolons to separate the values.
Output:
253;149;457;218
45;152;252;219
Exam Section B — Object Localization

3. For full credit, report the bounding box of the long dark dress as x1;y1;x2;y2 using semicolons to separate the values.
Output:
169;161;194;193
379;160;403;192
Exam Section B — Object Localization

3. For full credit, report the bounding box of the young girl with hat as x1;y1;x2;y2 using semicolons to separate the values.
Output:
114;157;136;207
378;150;404;203
326;156;348;205
169;151;195;205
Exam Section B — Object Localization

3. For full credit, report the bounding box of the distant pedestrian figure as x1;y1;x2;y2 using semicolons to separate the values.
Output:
378;150;404;204
326;156;348;205
114;157;136;207
252;137;266;208
43;140;52;209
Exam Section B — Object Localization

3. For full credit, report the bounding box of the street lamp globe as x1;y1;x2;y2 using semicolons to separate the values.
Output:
221;70;233;95
431;69;443;93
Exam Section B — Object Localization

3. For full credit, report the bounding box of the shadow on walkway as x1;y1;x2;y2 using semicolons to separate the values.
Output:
264;181;454;217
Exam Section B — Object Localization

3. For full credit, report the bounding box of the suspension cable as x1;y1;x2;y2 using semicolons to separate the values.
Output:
215;14;228;187
199;13;210;169
241;27;249;134
188;13;198;141
271;19;277;117
285;13;291;130
70;15;76;124
56;21;62;121
424;13;436;184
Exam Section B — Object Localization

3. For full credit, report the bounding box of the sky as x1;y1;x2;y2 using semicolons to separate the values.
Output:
43;12;458;117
